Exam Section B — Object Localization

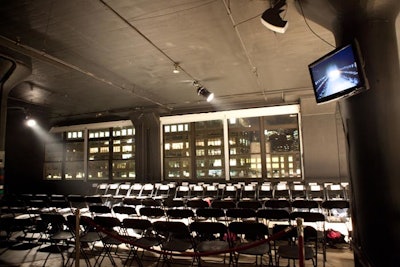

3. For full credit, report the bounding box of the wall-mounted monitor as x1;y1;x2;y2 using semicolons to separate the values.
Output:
308;41;368;104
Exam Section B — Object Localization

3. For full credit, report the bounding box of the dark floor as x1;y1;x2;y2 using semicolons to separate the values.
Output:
0;233;354;267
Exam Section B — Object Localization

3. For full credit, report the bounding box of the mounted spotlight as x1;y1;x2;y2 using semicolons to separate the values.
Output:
197;86;214;102
261;0;288;34
26;117;37;127
173;63;180;74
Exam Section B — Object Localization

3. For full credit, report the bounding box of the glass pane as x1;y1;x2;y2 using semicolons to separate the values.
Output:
163;123;190;179
45;143;63;162
88;160;109;180
64;161;85;179
195;120;224;179
88;140;110;160
89;128;110;139
44;162;62;179
228;117;261;178
112;160;135;179
264;114;301;178
65;142;84;161
113;138;134;160
164;158;191;179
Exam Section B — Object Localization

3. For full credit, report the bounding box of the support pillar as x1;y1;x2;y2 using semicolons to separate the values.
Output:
297;1;400;265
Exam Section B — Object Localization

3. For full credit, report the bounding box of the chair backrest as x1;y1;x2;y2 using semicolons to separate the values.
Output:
122;218;153;233
127;183;143;198
189;184;205;199
226;208;257;221
186;199;209;209
237;200;262;210
196;208;225;221
240;184;258;200
264;199;291;210
273;182;291;200
291;199;319;211
153;221;191;239
154;184;171;199
105;183;120;196
174;185;191;199
306;183;326;201
290;183;307;200
112;205;137;217
85;196;103;205
115;184;131;197
190;221;227;239
67;194;88;210
203;185;219;199
325;183;347;200
211;199;236;209
139;184;155;199
94;215;121;230
228;221;269;241
258;183;273;200
95;183;109;195
221;185;239;200
166;209;194;222
139;207;165;219
256;209;290;221
89;204;113;216
289;211;325;223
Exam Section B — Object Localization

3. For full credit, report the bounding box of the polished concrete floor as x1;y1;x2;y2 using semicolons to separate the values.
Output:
0;234;354;267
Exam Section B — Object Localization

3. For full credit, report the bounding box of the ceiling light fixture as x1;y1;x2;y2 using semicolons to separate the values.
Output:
197;86;214;102
261;0;288;34
173;63;180;74
25;116;37;127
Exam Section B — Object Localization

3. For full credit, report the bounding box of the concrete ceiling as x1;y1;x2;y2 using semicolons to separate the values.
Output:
0;0;398;124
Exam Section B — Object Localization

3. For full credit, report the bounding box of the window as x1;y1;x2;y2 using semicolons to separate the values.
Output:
264;114;301;178
228;117;261;178
195;120;224;179
88;128;110;180
46;120;135;181
65;131;85;179
161;105;302;180
163;123;191;179
44;133;63;179
112;126;135;179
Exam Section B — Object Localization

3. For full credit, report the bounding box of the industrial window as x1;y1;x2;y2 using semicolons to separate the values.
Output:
160;105;303;181
44;120;135;181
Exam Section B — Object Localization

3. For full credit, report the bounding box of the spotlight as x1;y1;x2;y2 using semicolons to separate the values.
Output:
197;86;214;102
260;0;288;34
173;63;180;74
26;117;37;127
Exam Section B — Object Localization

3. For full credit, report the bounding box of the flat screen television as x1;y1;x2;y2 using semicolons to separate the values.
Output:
308;41;368;104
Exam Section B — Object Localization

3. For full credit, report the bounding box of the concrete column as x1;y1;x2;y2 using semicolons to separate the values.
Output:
340;18;400;266
0;52;31;197
297;1;400;265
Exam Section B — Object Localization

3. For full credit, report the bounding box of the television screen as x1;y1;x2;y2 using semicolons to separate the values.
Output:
308;42;367;104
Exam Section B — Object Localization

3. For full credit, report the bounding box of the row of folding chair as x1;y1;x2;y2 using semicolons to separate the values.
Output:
75;207;328;267
91;181;349;207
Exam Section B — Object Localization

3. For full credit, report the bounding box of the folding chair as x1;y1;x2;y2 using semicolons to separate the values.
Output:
153;221;194;266
228;221;272;267
39;212;74;267
190;221;230;266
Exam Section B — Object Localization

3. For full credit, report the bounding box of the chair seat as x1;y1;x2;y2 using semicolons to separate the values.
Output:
236;242;270;255
162;238;193;252
196;240;229;252
134;236;161;248
51;230;74;241
278;245;314;260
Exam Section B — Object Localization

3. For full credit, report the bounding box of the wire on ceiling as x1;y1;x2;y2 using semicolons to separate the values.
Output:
297;0;335;48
